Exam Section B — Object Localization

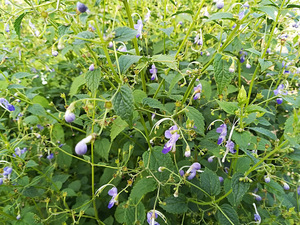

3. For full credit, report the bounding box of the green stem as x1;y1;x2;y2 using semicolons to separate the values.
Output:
246;0;285;107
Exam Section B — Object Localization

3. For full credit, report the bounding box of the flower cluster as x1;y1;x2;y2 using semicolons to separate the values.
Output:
162;125;180;154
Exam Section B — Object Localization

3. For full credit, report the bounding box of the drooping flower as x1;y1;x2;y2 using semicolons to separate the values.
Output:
144;8;151;22
238;10;245;20
118;45;127;52
264;175;270;183
75;135;93;155
3;167;12;176
193;83;202;100
89;64;95;71
251;193;262;201
147;211;159;225
216;124;227;145
65;103;76;123
253;203;261;224
77;2;88;13
219;176;224;183
186;162;201;180
208;156;215;163
226;141;235;153
16;214;21;220
150;64;158;81
134;19;143;38
283;182;290;190
52;49;58;57
107;187;118;209
162;125;180;154
246;62;251;69
0;98;15;111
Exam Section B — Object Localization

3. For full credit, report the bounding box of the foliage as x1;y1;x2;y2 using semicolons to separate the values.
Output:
0;0;300;224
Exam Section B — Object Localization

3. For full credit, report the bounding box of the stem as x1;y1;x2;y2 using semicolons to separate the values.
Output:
246;0;286;107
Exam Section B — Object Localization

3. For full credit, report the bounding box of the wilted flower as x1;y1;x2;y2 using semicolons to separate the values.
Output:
108;42;113;48
162;125;180;154
216;123;227;145
77;2;88;13
150;64;158;81
89;24;95;31
108;187;118;209
0;98;15;111
75;135;93;155
193;83;202;100
147;211;159;225
134;19;143;38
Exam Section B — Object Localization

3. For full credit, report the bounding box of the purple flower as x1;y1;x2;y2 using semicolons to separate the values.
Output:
150;64;158;81
216;124;227;145
5;24;10;32
134;19;143;38
77;2;88;13
147;212;159;225
276;98;283;104
226;141;235;153
264;175;270;183
273;84;287;104
0;178;3;185
118;45;127;52
193;83;202;100
254;213;261;222
16;214;21;220
108;42;113;48
37;124;44;130
194;34;203;45
240;55;246;63
162;125;180;154
108;187;118;209
13;147;27;157
243;2;250;8
252;193;262;201
266;48;271;54
144;9;151;22
89;24;95;31
297;186;300;195
216;1;224;9
179;170;184;176
208;156;214;163
52;50;58;57
75;135;93;155
283;182;290;190
0;98;15;111
65;110;76;123
219;176;224;183
89;64;95;71
187;162;201;180
3;167;12;176
238;10;245;20
246;63;251;69
47;153;54;160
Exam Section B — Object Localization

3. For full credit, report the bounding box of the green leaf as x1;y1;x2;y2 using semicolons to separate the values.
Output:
118;55;142;74
70;74;86;96
115;202;126;224
185;106;205;136
258;59;273;71
52;174;70;183
160;194;188;214
257;6;277;20
112;85;134;125
245;48;261;56
216;100;238;115
85;68;101;96
133;90;147;104
142;97;166;111
206;12;234;22
231;173;250;206
213;53;235;95
142;146;174;182
26;160;39;168
73;31;95;44
246;105;273;115
57;145;73;169
248;127;277;140
23;115;39;125
28;103;46;116
110;116;128;141
12;72;33;79
51;124;65;143
124;202;145;225
167;73;182;96
217;204;240;225
94;138;110;161
129;177;157;204
152;54;178;70
159;26;174;37
32;95;50;108
235;157;251;173
200;168;221;196
113;27;138;42
232;131;252;151
14;13;27;37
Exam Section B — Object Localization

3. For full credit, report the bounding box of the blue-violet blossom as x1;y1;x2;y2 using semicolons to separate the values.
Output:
216;123;227;145
75;135;93;155
162;125;180;154
107;187;118;209
226;141;235;153
134;19;143;38
13;147;27;157
193;83;202;100
186;162;201;180
0;98;15;111
150;64;158;81
3;167;12;176
216;1;224;9
77;2;88;13
273;84;287;104
147;211;159;225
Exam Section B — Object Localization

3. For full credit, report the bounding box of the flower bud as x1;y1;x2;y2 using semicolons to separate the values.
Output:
77;2;88;13
264;175;270;183
75;135;93;155
65;110;75;123
158;167;165;172
216;1;224;9
238;85;247;105
89;64;95;71
229;61;235;73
